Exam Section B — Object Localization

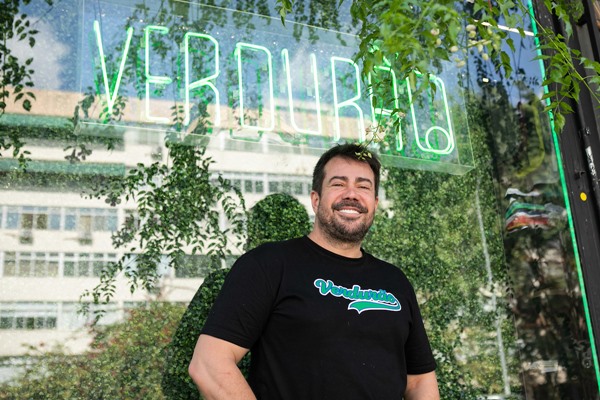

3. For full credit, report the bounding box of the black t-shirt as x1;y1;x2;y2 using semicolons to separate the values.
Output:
202;236;436;399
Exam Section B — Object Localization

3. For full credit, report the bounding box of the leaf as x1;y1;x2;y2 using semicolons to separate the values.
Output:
553;112;566;132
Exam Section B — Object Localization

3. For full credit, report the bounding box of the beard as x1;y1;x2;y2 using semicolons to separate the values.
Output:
315;200;373;245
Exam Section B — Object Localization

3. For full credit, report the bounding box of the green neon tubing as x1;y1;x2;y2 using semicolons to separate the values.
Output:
527;0;600;388
236;42;274;131
93;20;133;116
281;49;322;135
184;32;221;127
368;55;402;151
144;25;173;124
331;56;365;142
405;71;455;155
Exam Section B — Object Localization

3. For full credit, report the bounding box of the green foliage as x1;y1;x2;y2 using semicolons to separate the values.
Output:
0;0;49;117
0;0;51;165
245;192;313;250
0;303;185;400
363;94;512;397
275;0;599;134
81;141;246;318
161;268;231;400
161;193;311;400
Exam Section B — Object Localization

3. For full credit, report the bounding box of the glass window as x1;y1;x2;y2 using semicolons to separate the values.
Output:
64;211;77;231
255;180;264;193
48;261;59;277
92;254;106;277
244;180;253;193
268;181;279;193
4;252;16;276
18;254;33;276
79;254;91;277
5;208;19;229
107;214;118;231
33;259;46;277
63;261;75;277
48;211;61;230
78;215;92;232
293;182;303;195
93;215;106;231
0;317;12;329
21;213;33;230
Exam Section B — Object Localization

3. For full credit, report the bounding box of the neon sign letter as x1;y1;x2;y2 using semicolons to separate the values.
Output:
368;56;402;152
281;49;322;135
93;20;133;116
236;43;275;132
331;57;364;142
184;32;221;127
405;72;455;155
144;25;173;124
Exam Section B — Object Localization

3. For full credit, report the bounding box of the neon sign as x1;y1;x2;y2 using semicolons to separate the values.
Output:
83;2;472;174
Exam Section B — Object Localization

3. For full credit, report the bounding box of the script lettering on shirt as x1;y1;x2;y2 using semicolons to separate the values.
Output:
314;278;401;314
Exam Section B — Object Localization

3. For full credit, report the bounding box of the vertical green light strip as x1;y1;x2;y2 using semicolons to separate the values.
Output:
93;20;133;116
368;56;402;151
144;25;172;124
405;71;454;155
281;49;322;135
184;32;221;127
236;43;275;131
527;1;600;388
331;56;364;142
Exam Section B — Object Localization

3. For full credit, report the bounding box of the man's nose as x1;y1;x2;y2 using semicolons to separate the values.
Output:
342;186;359;199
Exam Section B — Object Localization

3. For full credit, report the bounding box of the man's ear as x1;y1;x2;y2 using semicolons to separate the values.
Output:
310;191;320;212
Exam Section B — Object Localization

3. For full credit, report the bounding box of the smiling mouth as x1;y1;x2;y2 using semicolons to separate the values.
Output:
333;201;367;214
338;209;360;215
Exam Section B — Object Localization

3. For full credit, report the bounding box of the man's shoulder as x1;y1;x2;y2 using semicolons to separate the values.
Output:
249;236;305;251
365;253;412;280
244;236;307;260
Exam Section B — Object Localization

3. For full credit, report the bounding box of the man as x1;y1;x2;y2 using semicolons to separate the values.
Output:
189;143;439;399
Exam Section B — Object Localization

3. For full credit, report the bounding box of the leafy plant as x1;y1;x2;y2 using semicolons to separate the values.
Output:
80;140;246;318
161;193;311;400
0;303;185;400
0;0;54;166
278;0;600;134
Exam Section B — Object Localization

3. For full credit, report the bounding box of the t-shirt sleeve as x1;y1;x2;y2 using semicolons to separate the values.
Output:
201;250;280;349
404;285;437;374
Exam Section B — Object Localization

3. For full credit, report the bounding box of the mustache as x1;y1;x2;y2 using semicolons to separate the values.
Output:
332;200;367;213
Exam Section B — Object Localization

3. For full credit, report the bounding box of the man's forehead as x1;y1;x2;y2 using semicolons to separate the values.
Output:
324;157;374;178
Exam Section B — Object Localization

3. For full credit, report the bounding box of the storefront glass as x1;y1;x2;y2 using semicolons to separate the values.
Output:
0;0;598;398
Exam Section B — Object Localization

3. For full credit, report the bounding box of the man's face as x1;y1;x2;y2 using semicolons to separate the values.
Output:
311;156;379;245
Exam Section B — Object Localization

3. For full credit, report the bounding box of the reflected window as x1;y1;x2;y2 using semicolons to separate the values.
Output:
5;207;19;229
0;302;59;330
269;181;279;193
48;208;61;230
255;180;264;193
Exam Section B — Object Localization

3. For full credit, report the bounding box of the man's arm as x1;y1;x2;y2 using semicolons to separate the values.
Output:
188;334;256;400
404;371;440;400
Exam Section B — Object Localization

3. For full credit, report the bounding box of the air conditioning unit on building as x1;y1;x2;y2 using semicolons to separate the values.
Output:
78;230;93;245
18;229;33;245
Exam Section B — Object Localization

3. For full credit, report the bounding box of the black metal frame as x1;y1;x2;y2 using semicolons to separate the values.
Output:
532;0;600;359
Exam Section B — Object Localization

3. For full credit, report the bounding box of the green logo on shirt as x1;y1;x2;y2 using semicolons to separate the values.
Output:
314;279;401;313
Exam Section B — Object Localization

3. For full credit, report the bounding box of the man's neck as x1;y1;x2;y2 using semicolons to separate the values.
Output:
307;230;363;259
